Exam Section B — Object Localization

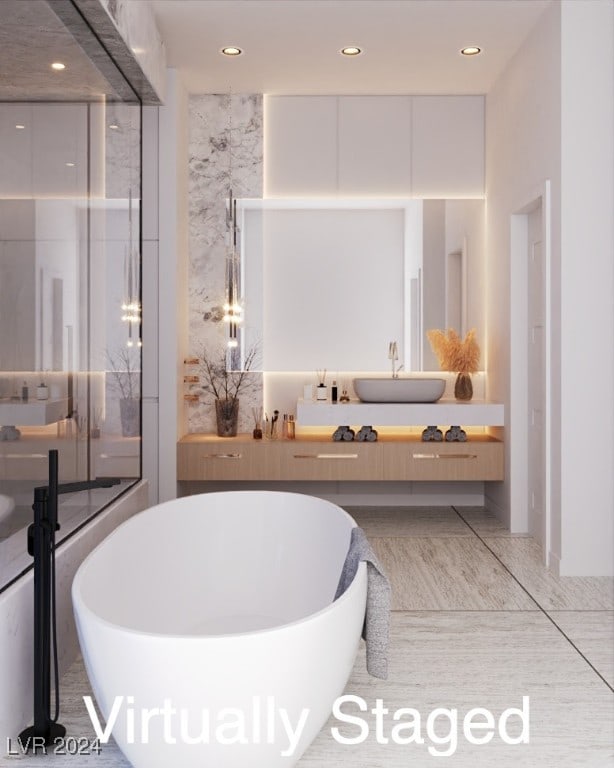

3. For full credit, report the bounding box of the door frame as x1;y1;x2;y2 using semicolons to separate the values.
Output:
509;181;552;565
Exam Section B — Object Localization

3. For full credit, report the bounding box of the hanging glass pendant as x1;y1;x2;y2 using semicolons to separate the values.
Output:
121;189;141;346
223;190;243;349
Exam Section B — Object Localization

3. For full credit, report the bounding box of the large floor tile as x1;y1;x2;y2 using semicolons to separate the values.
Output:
485;538;614;610
548;611;614;687
372;537;538;611
301;611;614;767
346;506;473;538
9;613;613;768
454;506;527;537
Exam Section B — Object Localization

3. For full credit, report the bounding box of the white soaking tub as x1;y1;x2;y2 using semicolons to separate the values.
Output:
72;491;367;767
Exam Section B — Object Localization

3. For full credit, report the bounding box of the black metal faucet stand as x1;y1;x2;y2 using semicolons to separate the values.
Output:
19;449;119;749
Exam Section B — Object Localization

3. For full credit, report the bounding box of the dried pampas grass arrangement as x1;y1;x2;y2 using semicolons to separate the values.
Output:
426;328;480;374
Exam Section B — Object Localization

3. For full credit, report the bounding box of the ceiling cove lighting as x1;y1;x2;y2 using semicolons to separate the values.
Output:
460;46;481;56
51;62;66;70
341;46;362;56
221;46;242;56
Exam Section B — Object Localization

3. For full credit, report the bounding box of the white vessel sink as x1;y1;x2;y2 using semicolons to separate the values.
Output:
353;377;446;403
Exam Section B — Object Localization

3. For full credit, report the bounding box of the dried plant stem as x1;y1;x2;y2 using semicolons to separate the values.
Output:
426;328;480;374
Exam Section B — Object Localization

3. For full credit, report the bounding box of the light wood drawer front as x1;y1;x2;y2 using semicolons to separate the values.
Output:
280;442;382;481
178;442;281;481
383;442;504;481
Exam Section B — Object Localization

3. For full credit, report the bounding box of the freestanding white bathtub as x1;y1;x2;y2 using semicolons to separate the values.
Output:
72;491;367;767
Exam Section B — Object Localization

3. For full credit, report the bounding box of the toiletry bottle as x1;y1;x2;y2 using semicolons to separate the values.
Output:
316;383;327;401
287;415;296;440
21;382;29;402
36;382;49;400
331;380;338;403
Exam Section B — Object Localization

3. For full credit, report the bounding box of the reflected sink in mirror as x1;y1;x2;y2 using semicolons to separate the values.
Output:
353;377;446;403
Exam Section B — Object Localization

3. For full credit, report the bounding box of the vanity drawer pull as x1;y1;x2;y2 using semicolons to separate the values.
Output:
202;453;242;460
412;453;478;460
293;453;359;460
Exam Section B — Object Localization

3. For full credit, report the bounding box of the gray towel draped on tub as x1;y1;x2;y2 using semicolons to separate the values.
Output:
334;526;391;679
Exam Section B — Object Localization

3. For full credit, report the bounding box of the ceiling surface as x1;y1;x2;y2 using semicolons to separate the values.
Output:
146;0;552;95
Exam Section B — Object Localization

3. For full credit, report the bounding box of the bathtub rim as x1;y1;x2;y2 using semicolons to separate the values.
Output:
72;490;367;641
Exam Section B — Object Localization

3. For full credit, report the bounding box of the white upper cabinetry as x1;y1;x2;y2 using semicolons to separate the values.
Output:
0;104;89;198
411;96;484;197
264;95;484;198
264;96;337;196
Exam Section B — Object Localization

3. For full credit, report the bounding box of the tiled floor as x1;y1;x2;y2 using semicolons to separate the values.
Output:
5;506;613;767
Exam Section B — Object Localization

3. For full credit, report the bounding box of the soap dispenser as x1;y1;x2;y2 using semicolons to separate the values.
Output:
36;382;49;400
331;380;338;403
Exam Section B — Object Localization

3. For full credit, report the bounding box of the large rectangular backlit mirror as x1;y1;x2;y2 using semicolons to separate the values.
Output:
234;198;485;372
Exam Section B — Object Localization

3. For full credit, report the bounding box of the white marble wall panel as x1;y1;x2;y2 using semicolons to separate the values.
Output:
104;103;141;199
187;95;263;434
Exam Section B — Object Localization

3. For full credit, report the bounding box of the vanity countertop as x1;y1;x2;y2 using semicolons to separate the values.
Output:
296;398;504;427
0;398;68;426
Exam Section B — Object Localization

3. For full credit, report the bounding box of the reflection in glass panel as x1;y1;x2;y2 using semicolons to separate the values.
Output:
0;7;141;590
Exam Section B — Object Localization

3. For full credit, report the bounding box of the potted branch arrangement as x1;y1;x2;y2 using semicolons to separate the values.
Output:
107;347;140;437
426;328;480;401
199;344;259;437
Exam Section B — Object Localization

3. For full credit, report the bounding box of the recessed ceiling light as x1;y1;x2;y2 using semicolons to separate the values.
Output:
460;46;481;56
65;162;75;167
15;124;25;130
221;46;242;56
51;62;66;70
109;123;119;130
341;46;362;56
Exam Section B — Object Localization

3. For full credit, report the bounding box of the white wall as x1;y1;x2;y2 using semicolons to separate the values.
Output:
559;0;614;575
486;1;561;533
155;69;189;502
486;0;614;575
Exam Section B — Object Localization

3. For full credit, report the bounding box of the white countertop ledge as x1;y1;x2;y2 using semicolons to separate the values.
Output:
296;398;504;427
0;399;68;426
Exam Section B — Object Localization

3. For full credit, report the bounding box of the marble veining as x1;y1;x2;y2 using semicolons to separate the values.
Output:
187;94;263;434
104;103;141;200
347;506;474;538
71;0;166;103
0;1;133;102
454;506;527;537
485;537;614;610
372;537;539;611
9;611;613;767
547;611;614;687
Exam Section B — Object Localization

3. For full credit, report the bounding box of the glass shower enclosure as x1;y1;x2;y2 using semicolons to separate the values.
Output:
0;1;142;590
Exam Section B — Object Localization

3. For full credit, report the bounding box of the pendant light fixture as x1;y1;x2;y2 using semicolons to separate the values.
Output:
121;189;141;347
223;92;243;349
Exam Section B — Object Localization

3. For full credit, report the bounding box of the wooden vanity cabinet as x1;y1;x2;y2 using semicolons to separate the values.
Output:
177;433;503;482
